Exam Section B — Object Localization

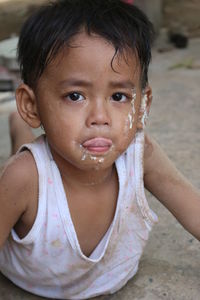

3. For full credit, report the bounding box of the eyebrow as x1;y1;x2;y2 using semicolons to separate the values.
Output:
58;79;92;88
58;78;135;89
108;80;135;89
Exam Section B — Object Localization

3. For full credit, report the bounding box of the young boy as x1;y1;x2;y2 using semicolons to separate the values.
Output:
0;0;200;299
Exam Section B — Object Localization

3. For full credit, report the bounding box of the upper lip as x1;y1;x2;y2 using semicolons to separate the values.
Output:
82;137;113;147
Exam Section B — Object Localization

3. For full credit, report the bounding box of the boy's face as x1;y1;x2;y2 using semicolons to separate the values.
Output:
18;32;151;172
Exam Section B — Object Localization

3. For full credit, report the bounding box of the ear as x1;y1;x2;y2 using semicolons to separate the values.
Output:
137;85;153;130
15;84;41;128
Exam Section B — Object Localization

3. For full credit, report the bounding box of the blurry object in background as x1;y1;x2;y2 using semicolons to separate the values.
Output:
156;25;189;52
0;36;19;113
169;33;188;49
168;24;189;49
0;66;14;91
163;0;200;38
133;0;200;49
0;69;16;112
0;65;16;113
0;37;20;89
0;79;13;92
155;27;174;53
134;0;163;34
0;91;16;113
0;36;19;71
0;0;48;41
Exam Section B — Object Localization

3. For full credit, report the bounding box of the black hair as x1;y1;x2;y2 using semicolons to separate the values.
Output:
18;0;154;89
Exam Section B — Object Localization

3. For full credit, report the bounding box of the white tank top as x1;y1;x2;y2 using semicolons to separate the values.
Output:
0;131;157;299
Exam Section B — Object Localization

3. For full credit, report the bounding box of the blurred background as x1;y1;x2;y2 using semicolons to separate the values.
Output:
1;0;200;40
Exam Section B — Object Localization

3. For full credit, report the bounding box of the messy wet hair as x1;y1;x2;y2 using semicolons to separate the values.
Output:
18;0;154;89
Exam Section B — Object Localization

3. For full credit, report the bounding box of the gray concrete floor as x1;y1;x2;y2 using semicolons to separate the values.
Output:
0;39;200;299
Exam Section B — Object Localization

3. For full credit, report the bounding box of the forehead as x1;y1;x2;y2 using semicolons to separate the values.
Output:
41;31;141;86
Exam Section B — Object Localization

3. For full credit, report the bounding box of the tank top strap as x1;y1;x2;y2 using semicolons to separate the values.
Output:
18;134;52;166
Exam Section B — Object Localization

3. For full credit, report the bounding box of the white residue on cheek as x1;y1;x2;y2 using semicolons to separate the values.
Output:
125;88;137;132
131;89;136;115
128;112;133;129
79;144;87;161
141;93;148;111
140;93;148;127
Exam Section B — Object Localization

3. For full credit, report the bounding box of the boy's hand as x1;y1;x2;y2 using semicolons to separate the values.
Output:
144;133;200;240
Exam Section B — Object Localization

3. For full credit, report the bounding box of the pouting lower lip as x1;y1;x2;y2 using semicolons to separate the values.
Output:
82;137;113;153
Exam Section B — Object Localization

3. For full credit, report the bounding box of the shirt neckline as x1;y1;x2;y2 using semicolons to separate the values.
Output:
45;138;126;262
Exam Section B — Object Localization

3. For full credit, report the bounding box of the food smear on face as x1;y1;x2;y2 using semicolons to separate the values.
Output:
125;88;137;132
140;93;148;127
80;140;114;165
128;112;133;129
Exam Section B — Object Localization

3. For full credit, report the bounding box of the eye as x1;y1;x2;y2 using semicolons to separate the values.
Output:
65;92;84;102
111;93;127;102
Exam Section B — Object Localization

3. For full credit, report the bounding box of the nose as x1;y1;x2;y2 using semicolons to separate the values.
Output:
86;98;111;127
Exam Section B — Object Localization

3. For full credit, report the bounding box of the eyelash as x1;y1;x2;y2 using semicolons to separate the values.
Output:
64;92;85;102
63;92;131;103
111;92;131;102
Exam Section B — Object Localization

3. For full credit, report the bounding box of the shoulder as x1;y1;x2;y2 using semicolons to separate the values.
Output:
143;132;182;194
143;133;168;190
0;150;38;246
1;150;37;184
0;150;38;210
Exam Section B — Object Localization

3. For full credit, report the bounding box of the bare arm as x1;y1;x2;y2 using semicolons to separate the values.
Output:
0;151;37;248
144;134;200;240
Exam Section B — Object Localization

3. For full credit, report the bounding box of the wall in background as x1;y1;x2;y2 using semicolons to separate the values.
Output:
163;0;200;37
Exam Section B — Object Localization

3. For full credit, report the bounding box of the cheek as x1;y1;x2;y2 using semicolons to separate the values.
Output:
121;125;137;148
115;95;140;153
114;113;137;154
123;100;137;138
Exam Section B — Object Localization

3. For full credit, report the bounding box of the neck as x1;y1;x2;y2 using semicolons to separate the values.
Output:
62;164;115;189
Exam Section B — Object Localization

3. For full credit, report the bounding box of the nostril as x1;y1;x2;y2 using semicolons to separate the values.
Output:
91;121;109;126
87;106;111;127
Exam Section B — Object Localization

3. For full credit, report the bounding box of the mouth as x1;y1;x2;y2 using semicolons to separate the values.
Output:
82;137;113;154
